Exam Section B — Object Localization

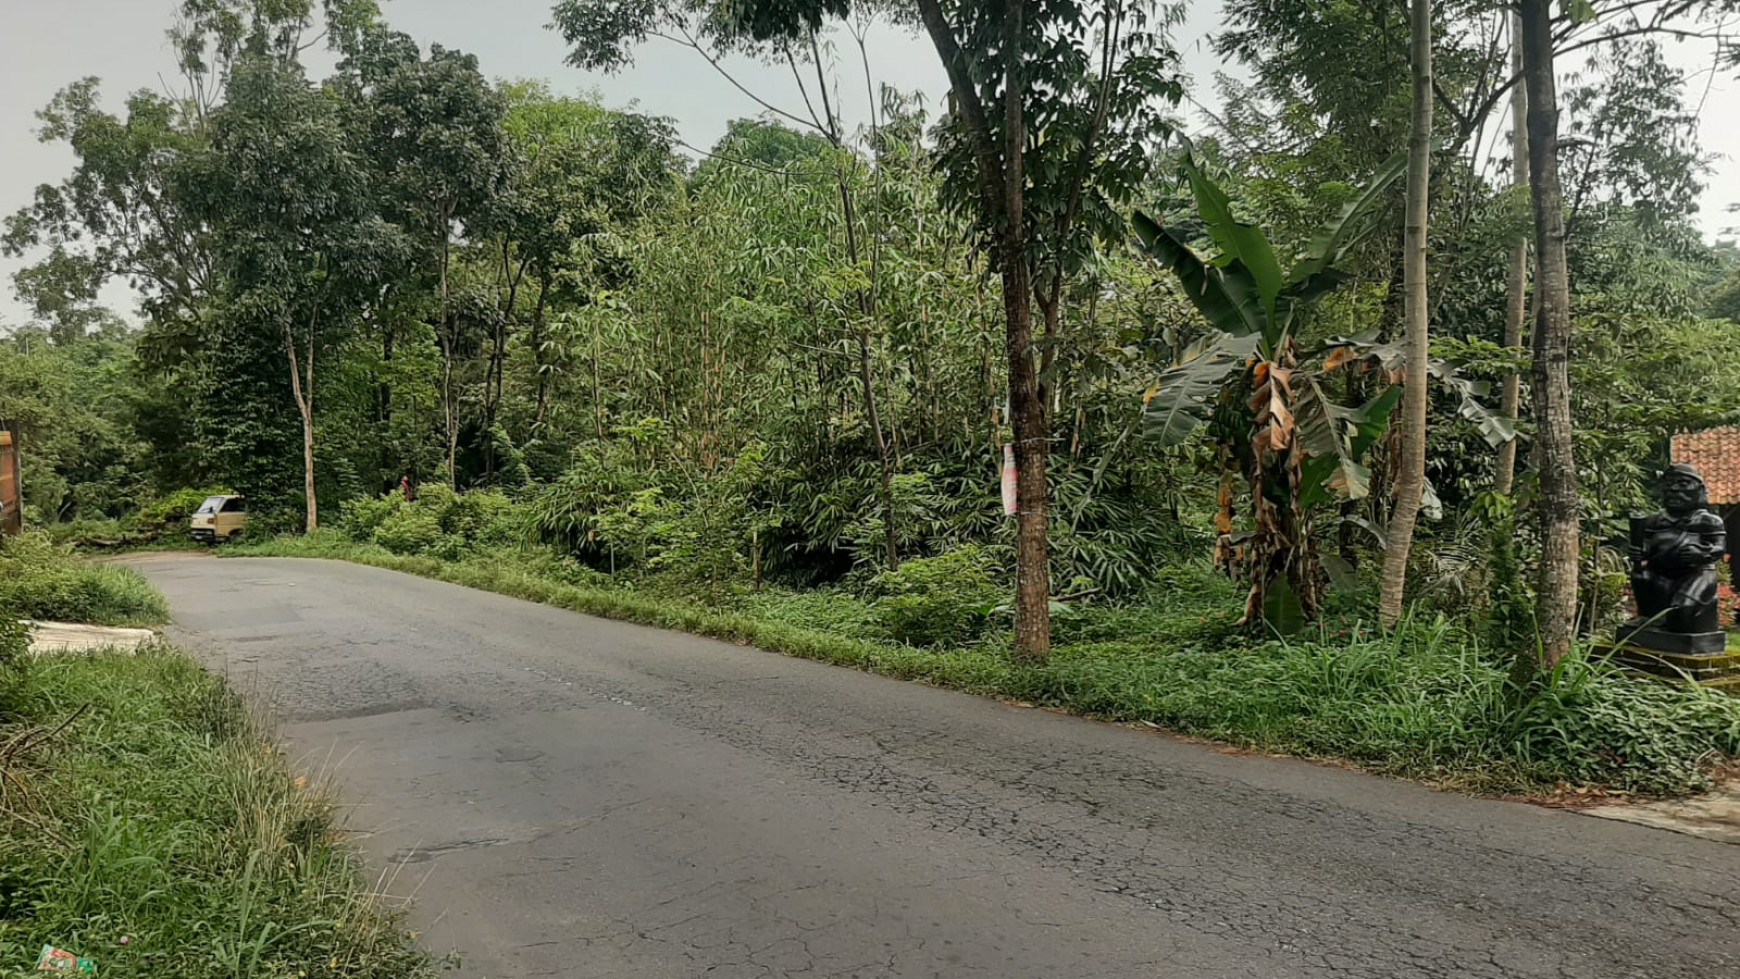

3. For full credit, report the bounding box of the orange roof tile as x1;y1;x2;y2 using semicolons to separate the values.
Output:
1673;428;1740;504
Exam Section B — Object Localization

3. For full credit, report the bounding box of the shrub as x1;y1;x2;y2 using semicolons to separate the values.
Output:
743;588;889;641
372;507;443;556
441;488;521;547
338;487;525;560
341;493;403;541
866;545;1006;646
42;518;129;548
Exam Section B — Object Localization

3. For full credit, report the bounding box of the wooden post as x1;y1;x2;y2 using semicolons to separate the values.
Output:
0;430;20;536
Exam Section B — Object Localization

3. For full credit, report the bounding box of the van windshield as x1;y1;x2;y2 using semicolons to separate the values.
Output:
196;496;227;515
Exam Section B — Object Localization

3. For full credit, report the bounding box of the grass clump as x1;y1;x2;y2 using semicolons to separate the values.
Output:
231;533;1740;796
0;533;168;626
0;645;431;978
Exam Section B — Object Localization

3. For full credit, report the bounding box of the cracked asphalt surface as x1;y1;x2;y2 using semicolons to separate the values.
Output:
132;554;1740;978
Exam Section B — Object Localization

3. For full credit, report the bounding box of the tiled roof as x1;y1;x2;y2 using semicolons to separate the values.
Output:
1673;427;1740;504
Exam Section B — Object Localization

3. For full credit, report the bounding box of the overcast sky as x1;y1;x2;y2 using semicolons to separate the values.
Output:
3;0;1736;326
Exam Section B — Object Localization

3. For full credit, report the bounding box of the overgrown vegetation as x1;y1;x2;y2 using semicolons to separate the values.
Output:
7;0;1740;796
0;534;167;626
235;523;1740;796
0;646;432;978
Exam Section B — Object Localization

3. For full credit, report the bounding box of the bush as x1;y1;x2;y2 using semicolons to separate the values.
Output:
866;545;1006;646
372;507;443;556
743;588;889;641
42;518;129;548
0;533;168;626
1050;563;1243;647
441;489;521;547
339;487;525;561
341;494;403;541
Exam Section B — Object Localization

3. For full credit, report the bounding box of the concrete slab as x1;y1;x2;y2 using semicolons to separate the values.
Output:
1583;782;1740;844
24;620;158;655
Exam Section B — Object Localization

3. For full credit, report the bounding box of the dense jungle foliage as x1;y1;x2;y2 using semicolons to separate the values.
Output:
4;0;1740;670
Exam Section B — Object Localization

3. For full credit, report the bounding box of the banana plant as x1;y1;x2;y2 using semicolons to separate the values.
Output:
1133;151;1406;629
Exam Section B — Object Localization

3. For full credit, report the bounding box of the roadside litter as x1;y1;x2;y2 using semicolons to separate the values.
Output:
36;946;96;974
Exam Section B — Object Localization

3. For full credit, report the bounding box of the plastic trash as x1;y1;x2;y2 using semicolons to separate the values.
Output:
36;946;96;974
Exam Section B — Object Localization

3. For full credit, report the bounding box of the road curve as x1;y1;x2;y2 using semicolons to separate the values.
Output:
132;554;1740;979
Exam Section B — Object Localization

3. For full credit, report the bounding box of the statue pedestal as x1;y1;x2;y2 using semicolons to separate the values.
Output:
1594;639;1740;692
1615;622;1727;655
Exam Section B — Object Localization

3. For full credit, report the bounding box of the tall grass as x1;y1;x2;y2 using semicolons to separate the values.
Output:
0;533;168;626
232;533;1740;796
0;646;431;978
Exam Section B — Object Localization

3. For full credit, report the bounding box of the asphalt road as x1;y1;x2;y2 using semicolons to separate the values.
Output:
133;554;1740;979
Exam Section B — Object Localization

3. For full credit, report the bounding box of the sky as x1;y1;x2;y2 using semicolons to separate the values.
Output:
2;0;1736;326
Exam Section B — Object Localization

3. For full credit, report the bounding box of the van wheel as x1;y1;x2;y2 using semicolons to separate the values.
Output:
227;530;244;545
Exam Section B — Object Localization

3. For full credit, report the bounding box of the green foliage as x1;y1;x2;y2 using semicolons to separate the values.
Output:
1134;150;1405;450
1134;153;1412;623
866;546;1006;647
340;494;401;540
0;533;168;626
372;506;446;556
0;645;431;978
336;485;523;561
0;617;29;718
0;326;148;523
8;0;1740;721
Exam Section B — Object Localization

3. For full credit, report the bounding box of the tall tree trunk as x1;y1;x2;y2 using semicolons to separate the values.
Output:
1001;0;1050;662
532;277;552;426
592;305;606;440
858;326;900;570
379;318;394;492
483;251;524;481
1520;0;1580;668
1378;0;1435;626
438;211;458;486
915;0;1050;658
1495;14;1528;496
285;320;317;534
814;48;900;572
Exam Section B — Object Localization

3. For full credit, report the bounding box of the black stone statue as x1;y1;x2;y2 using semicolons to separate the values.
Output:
1619;463;1728;654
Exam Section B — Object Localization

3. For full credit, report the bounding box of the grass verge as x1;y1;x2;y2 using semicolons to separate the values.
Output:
232;532;1740;798
0;644;432;979
0;533;168;627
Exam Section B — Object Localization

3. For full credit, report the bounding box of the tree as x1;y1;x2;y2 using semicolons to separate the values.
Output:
1493;13;1527;498
3;80;214;333
187;54;404;531
552;0;1183;659
492;84;679;439
1377;0;1434;627
0;324;146;521
1519;0;1578;667
11;250;127;345
344;33;508;485
1137;153;1407;626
